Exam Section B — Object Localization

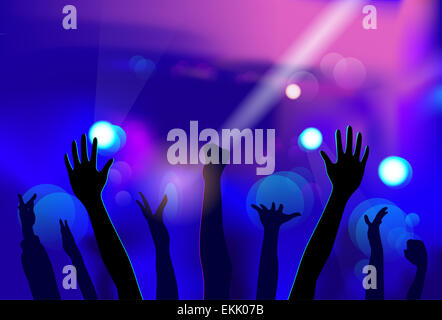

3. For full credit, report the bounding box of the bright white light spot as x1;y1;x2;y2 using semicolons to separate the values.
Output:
299;128;323;151
285;84;302;100
89;121;117;149
378;156;412;187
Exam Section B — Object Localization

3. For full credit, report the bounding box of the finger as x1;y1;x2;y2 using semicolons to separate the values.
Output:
354;132;362;160
139;192;152;215
284;212;301;223
345;126;353;155
320;151;333;167
64;220;71;232
277;204;283;213
136;200;145;212
91;138;98;169
271;202;276;211
260;204;268;211
288;212;301;219
364;214;371;225
72;140;80;168
81;134;89;163
374;207;388;223
251;204;261;212
336;130;343;160
101;158;114;176
157;194;168;219
18;194;24;206
29;194;37;205
361;146;369;167
64;154;73;175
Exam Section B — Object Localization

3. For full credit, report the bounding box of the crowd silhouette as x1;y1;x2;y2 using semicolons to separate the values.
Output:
60;219;98;300
364;207;388;300
136;193;178;300
17;126;427;300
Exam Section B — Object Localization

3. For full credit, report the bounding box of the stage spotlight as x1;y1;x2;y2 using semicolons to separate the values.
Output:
285;83;302;100
89;121;117;149
298;128;323;151
378;156;412;187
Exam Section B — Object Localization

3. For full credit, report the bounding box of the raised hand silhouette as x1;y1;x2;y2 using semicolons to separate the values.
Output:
60;219;98;300
65;134;142;300
289;126;369;301
137;193;178;300
404;239;427;300
320;126;369;199
18;194;36;237
18;194;60;300
60;219;81;259
365;207;388;243
253;203;301;231
200;146;232;300
137;193;170;248
364;207;388;300
202;148;226;181
65;134;113;205
253;203;300;300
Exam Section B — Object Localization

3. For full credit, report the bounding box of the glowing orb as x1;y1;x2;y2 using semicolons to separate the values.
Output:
115;191;132;206
285;84;302;100
89;121;117;149
19;185;90;250
349;198;408;259
405;213;420;228
333;57;366;90
246;171;314;230
298;128;323;151
378;156;412;187
354;259;369;279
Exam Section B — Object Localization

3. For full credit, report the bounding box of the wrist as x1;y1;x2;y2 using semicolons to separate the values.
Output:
81;197;107;218
80;195;103;208
416;262;427;273
22;225;35;238
263;226;280;236
330;188;352;206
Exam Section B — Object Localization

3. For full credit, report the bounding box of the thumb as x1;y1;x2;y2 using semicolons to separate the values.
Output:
320;151;332;168
284;212;301;223
101;158;114;176
156;194;168;219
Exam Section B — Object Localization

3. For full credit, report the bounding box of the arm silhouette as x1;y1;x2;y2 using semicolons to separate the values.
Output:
364;207;388;300
18;194;60;300
253;203;300;300
200;147;232;299
65;134;141;300
60;219;98;300
289;126;369;301
404;239;427;300
137;193;178;300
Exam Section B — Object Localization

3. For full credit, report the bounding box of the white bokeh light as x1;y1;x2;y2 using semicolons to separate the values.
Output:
298;128;323;151
285;84;302;100
89;121;117;149
378;156;412;187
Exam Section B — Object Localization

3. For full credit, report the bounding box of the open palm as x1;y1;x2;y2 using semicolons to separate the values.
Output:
65;134;113;205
